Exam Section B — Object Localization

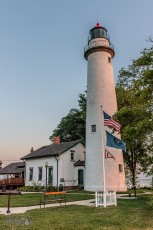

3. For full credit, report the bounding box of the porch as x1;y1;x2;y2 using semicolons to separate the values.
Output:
0;177;24;188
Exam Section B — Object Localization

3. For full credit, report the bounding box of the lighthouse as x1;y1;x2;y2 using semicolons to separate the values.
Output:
84;23;126;192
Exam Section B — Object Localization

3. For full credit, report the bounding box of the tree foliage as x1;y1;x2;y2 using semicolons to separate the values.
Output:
115;45;153;188
50;93;86;142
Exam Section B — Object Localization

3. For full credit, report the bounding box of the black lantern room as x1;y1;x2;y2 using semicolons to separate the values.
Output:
84;22;115;60
88;23;110;43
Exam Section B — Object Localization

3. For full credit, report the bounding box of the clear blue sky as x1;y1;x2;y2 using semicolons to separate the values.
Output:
0;0;153;166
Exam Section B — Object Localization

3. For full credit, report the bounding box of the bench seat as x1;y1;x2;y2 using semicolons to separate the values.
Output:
40;191;66;208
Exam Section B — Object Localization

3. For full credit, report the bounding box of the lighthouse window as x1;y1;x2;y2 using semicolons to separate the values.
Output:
91;125;96;133
119;164;123;173
108;57;111;63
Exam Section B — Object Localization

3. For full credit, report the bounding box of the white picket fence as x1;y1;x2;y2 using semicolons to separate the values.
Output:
95;191;117;207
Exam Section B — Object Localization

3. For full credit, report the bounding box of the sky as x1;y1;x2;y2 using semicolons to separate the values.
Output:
0;0;153;167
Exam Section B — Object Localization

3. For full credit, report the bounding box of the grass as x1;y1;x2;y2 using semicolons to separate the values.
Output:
0;192;94;207
0;188;152;207
117;188;153;194
0;195;153;229
67;189;94;194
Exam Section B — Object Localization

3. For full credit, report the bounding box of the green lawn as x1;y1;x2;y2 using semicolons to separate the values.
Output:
0;192;94;207
0;195;153;229
0;189;152;208
117;188;153;194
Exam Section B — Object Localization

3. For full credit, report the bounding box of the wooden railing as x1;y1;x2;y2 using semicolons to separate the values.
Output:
0;177;24;186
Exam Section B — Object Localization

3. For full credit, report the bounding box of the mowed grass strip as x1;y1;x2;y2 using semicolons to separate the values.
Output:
0;196;153;230
0;192;94;207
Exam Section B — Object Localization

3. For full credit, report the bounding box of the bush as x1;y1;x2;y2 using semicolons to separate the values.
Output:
33;184;42;192
17;185;58;192
17;186;31;192
46;185;57;192
17;186;43;192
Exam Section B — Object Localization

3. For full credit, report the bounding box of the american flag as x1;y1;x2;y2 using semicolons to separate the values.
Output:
103;111;121;132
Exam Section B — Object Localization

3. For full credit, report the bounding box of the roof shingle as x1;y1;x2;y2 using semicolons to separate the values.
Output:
0;162;25;174
21;140;84;160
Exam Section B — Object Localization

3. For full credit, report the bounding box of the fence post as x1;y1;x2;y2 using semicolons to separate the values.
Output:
95;191;98;207
114;191;117;206
103;191;106;207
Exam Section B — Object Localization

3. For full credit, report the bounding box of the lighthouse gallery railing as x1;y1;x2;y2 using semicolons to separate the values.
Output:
84;39;114;53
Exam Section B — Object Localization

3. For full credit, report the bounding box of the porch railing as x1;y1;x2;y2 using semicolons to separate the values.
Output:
0;177;24;186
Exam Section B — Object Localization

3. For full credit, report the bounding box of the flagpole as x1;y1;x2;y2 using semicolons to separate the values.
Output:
100;106;106;207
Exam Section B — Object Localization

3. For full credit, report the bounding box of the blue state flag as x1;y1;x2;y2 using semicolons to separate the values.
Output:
106;131;126;152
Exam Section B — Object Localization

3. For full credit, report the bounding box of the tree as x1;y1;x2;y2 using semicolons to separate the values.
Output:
50;93;86;142
115;45;153;194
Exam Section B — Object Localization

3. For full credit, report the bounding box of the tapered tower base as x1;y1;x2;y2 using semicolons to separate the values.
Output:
84;23;127;192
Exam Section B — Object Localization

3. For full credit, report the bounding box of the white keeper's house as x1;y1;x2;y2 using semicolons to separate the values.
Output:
21;138;85;189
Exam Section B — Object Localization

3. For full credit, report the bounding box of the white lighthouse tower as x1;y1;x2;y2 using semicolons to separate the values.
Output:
84;23;126;192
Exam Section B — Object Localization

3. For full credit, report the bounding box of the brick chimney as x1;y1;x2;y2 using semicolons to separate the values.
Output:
54;136;60;144
31;147;34;153
0;160;2;169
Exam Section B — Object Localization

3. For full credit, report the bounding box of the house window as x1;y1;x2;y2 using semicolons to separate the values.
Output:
38;167;43;181
70;150;75;161
119;164;123;173
91;125;96;132
108;57;111;63
29;168;33;181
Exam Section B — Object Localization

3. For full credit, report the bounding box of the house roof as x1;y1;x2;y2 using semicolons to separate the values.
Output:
0;162;25;175
21;140;84;160
74;160;85;167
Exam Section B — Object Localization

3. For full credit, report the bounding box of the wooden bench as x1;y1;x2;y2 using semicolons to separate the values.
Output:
40;191;66;208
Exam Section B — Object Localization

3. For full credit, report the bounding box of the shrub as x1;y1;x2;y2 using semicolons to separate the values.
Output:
32;185;42;192
17;186;42;192
46;185;57;192
17;186;30;191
